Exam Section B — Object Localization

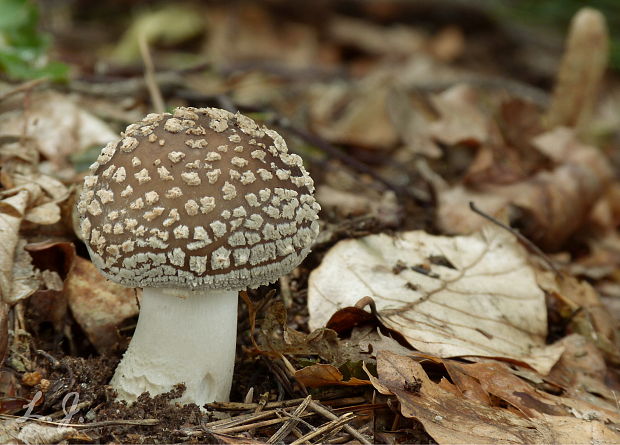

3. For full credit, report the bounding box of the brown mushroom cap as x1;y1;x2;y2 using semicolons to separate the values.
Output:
77;107;320;291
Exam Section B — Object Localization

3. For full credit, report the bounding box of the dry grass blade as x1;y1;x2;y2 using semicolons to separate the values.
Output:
267;395;312;444
289;412;355;445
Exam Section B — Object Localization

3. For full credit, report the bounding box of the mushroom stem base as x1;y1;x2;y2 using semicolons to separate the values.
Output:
110;288;238;406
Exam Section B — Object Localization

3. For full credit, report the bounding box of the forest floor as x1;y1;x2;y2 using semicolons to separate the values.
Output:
1;1;620;443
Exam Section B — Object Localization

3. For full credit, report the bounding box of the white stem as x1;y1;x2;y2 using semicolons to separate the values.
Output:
110;288;238;406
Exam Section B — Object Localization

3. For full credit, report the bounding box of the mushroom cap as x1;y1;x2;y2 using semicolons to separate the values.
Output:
77;107;320;291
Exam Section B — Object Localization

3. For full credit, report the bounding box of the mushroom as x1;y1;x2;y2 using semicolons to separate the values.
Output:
77;107;320;406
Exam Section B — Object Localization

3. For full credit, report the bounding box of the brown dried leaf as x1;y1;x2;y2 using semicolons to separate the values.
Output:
428;84;488;147
546;334;620;412
309;77;400;149
65;256;139;354
438;127;612;250
294;364;370;388
372;351;620;444
387;87;442;158
537;271;620;363
308;225;564;374
205;4;321;69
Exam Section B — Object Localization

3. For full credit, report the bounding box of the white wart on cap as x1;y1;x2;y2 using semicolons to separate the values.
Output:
78;107;320;291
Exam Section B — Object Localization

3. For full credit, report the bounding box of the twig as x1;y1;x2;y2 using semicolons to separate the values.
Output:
289;413;355;445
0;78;48;102
203;409;276;429
267;395;312;444
206;398;306;412
138;33;165;113
469;201;560;275
209;412;315;434
308;400;372;445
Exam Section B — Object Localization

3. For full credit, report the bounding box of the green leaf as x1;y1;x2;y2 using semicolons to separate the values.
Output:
0;0;68;81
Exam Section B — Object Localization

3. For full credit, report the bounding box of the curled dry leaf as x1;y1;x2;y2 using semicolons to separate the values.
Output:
537;270;620;364
438;127;612;250
257;301;372;366
0;186;39;303
308;225;564;374
370;351;620;444
294;364;370;388
65;256;139;354
7;240;38;305
546;334;620;413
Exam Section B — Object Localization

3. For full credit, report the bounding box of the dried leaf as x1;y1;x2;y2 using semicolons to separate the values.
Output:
0;187;37;302
537;271;620;363
294;364;370;388
387;87;441;158
545;334;620;412
309;77;400;149
439;127;612;250
258;301;371;366
7;241;38;305
0;418;82;445
65;256;139;353
0;91;116;166
428;84;488;146
372;351;620;444
349;326;414;358
308;225;564;374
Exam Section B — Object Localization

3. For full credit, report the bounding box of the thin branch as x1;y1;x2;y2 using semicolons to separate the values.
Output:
138;33;165;113
272;117;427;203
0;78;48;102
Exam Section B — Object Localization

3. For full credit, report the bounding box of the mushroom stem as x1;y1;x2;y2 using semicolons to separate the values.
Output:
110;288;238;406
